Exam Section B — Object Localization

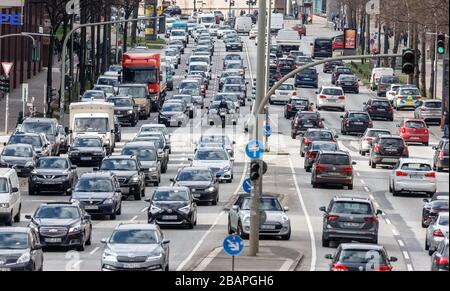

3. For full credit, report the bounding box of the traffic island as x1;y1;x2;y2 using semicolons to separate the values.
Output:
192;244;303;271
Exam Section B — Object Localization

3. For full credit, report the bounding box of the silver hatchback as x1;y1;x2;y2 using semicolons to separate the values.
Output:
414;99;442;124
426;212;449;256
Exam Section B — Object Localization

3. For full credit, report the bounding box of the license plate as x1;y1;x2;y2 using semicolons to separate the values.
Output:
162;215;177;220
170;120;179;126
116;115;123;117
328;99;337;102
328;172;342;176
377;108;386;111
193;194;201;198
261;225;276;230
354;122;364;125
304;124;313;127
0;268;11;271
344;222;360;227
410;136;420;140
386;148;397;152
123;263;141;269
344;83;353;86
85;205;99;210
410;174;423;179
303;78;312;81
45;238;62;243
80;157;92;161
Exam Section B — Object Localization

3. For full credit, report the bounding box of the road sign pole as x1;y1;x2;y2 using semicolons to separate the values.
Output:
4;93;9;134
232;255;235;271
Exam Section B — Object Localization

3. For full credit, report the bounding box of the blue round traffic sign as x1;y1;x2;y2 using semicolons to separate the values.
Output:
242;178;252;193
223;235;244;256
245;140;265;159
264;124;272;137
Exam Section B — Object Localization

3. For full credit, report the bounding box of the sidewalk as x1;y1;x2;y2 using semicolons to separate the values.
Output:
192;244;303;271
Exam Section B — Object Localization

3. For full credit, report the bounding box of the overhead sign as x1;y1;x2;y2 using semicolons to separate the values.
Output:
0;13;21;25
223;235;244;256
242;178;252;193
2;62;13;77
245;140;265;159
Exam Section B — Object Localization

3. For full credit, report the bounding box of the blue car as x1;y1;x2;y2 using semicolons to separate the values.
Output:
295;68;318;88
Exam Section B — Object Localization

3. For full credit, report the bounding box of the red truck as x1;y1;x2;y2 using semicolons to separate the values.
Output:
122;51;167;111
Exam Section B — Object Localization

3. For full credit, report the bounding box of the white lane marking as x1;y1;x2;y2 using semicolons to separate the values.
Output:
385;218;392;225
356;172;361;177
288;157;316;271
193;247;223;271
71;260;82;269
89;247;100;255
130;215;138;221
279;259;294;271
360;179;365;184
392;228;400;236
407;264;414;271
364;187;370;193
373;201;380;208
403;251;410;260
398;240;405;247
337;140;354;153
140;207;148;213
176;157;250;271
369;194;374;200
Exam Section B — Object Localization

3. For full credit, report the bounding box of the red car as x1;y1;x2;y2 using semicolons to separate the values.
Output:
398;119;429;146
332;35;344;51
292;24;306;37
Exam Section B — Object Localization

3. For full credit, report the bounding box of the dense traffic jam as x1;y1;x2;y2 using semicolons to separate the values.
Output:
0;9;448;272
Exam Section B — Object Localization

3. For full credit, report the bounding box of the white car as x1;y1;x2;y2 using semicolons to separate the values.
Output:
209;24;220;36
170;29;188;46
190;147;234;182
385;83;403;103
0;168;21;226
359;128;391;156
92;85;116;98
425;212;449;255
270;81;297;104
249;26;258;39
389;158;437;197
316;86;346;111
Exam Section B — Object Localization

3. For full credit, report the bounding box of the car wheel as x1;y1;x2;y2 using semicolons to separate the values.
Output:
281;229;291;240
312;182;319;188
110;211;117;220
28;186;34;196
153;181;159;186
165;264;169;271
371;237;378;244
437;166;443;172
300;150;305;157
141;186;146;197
424;142;429;146
237;221;248;239
76;235;85;251
389;182;393;193
134;191;141;201
305;167;311;172
392;185;400;196
291;132;296;139
322;236;330;247
361;150;366;156
371;160;376;169
429;249;435;256
227;218;234;234
422;219;428;228
425;238;430;250
86;230;92;246
212;195;218;205
347;184;353;190
13;206;21;223
116;203;122;215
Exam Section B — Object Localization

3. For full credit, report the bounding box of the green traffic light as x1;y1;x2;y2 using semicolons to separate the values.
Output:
437;46;445;55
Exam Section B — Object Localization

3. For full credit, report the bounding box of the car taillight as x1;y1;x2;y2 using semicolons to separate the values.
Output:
338;96;345;100
292;91;297;96
421;106;429;111
367;105;374;110
387;106;394;112
364;137;374;141
341;166;353;174
364;216;378;223
319;95;327;99
336;81;340;85
396;171;408;177
403;146;409;155
327;214;339;222
331;263;348;271
315;165;327;172
424;128;429;134
397;95;404;99
425;172;436;178
437;257;449;265
373;144;380;153
353;82;359;86
287;104;294;110
368;120;373;127
401;128;406;133
433;229;444;237
345;120;350;126
308;152;317;159
304;138;312;144
439;149;445;158
375;265;392;271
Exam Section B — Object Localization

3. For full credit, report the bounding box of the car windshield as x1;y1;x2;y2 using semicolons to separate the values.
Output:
224;78;243;85
424;101;442;108
0;178;9;193
223;86;241;93
399;88;420;95
209;102;234;110
118;87;146;98
75;178;114;192
349;113;369;121
94;86;115;94
109;229;159;244
141;126;168;136
0;233;29;249
35;206;80;219
200;136;229;145
9;135;41;147
161;103;183;112
322;88;343;95
293;99;309;106
297;57;312;63
190;64;207;71
109;66;122;72
201;16;215;23
307;131;333;140
319;154;350;165
180;82;198;90
367;130;390;137
221;72;241;79
177;170;213;181
153;190;189;201
371;100;391;107
279;84;294;90
401;163;432;171
98;78;118;86
2;146;33;157
73;138;102;147
379;138;403;147
339;75;356;81
225;55;241;61
242;197;282;211
22;122;54;135
101;159;138;171
37;158;68;169
225;63;242;69
279;60;294;66
300;69;316;76
381;76;400;83
405;121;426;128
109;98;133;107
122;148;156;161
195;150;228;161
215;94;238;102
166;50;177;56
337;68;352;74
331;202;372;215
312;142;338;151
74;117;108;133
338;250;385;266
83;91;104;99
171;30;185;36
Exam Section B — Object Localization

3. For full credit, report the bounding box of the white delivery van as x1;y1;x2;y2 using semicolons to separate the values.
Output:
235;17;253;34
0;168;21;226
370;67;394;91
198;13;216;28
271;13;284;32
69;102;115;154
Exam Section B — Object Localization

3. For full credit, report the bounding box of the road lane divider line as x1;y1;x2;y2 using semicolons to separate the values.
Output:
403;251;410;260
279;259;295;271
193;247;223;271
288;157;316;271
130;215;138;221
407;264;414;271
392;228;400;236
140;207;148;213
364;186;370;192
89;247;100;255
385;218;392;225
398;240;405;247
356;172;361;177
360;179;365;184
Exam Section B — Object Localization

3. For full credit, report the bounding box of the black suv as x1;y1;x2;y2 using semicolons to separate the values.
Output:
28;157;78;196
369;135;409;168
363;98;394;121
68;135;106;167
98;155;146;200
340;111;373;135
107;95;139;126
171;167;219;205
277;58;296;75
291;112;325;139
323;60;344;73
71;172;122;220
25;202;92;251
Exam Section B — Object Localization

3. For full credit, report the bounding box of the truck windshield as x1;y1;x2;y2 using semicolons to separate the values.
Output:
201;16;215;23
74;118;109;132
123;67;158;84
118;87;146;97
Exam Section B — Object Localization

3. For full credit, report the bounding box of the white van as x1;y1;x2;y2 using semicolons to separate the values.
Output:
271;13;284;32
235;17;253;34
370;67;394;91
199;13;216;28
0;168;21;226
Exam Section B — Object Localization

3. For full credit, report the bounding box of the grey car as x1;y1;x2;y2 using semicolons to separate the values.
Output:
432;139;449;172
132;134;169;173
7;133;52;158
414;99;442;124
320;196;382;247
138;124;171;154
0;144;37;177
122;142;161;186
376;75;400;96
228;194;291;240
426;212;449;256
19;117;60;156
101;223;170;271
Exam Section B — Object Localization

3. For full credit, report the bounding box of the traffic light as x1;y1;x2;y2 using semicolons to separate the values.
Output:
402;48;415;75
0;75;10;93
250;160;260;181
437;33;446;55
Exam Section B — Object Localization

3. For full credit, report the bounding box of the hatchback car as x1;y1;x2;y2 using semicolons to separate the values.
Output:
284;97;313;119
359;128;391;156
369;135;409;168
80;90;107;102
122;142;161;186
363;98;394;121
414;99;442;124
316;86;346;111
432;139;449;172
228;194;291;240
190;147;234;183
299;129;337;157
320;196;382;246
107;96;139;126
336;74;359;93
426;212;449;256
138;124;171;154
291;111;325;139
171;167;219;205
311;151;356;189
304;141;339;172
393;86;422;110
325;243;397;271
430;238;449;271
221;84;246;106
0;144;36;177
398;119;429;146
340;111;373;135
295;56;313;67
146;186;198;228
389;159;436;197
132;134;169;173
101;223;170;271
331;66;353;85
196;134;235;157
7;133;51;158
269;81;297;105
422;193;449;228
158;102;189;127
170;94;196;119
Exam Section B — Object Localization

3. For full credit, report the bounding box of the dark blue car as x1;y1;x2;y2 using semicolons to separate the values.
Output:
295;68;318;88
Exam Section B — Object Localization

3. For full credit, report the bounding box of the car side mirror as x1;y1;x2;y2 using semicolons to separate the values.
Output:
352;161;357;165
340;115;344;118
25;215;32;220
3;142;6;146
363;102;367;105
310;43;313;46
321;118;325;121
334;135;339;139
84;214;91;220
65;127;69;134
162;239;171;245
230;157;235;161
93;167;99;172
389;256;398;262
232;205;239;211
169;178;175;182
319;206;327;212
315;91;319;94
423;198;430;203
396;124;400;127
111;129;115;134
324;254;333;260
376;209;383;216
100;238;108;244
11;187;19;193
283;206;289;212
144;198;151;203
71;165;77;170
188;158;193;161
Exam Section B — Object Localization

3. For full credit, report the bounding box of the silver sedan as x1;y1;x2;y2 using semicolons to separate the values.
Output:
426;212;449;256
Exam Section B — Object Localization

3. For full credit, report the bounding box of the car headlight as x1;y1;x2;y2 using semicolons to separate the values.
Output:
150;204;161;214
206;186;216;193
222;166;231;172
29;222;38;231
282;214;290;223
178;205;191;215
102;250;118;262
148;167;157;172
128;110;133;114
104;198;114;204
0;203;9;208
16;252;31;264
146;253;163;262
131;175;140;183
69;223;82;233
